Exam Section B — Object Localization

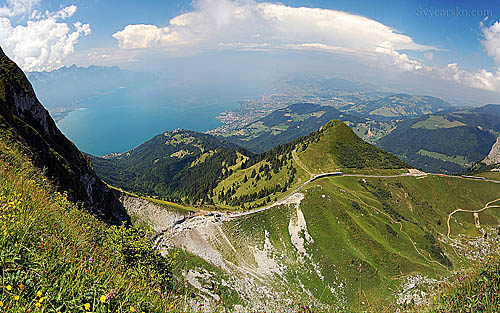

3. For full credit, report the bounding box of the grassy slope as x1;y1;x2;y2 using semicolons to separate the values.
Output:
184;174;500;311
213;120;408;210
295;120;408;174
422;255;500;312
220;103;361;153
0;134;188;312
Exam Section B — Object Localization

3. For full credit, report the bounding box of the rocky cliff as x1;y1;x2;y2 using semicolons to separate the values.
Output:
0;47;128;224
483;137;500;166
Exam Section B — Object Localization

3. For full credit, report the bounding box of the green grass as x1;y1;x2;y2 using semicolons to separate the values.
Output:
477;171;500;180
0;136;192;312
423;255;500;313
417;149;470;166
190;173;500;311
296;120;408;174
411;115;466;130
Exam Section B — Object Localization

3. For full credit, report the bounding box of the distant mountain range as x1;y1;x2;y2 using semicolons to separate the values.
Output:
343;93;453;118
27;65;154;120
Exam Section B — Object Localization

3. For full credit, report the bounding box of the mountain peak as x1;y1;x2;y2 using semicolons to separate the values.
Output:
297;119;408;172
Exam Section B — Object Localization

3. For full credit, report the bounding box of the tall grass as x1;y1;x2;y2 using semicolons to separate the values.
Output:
0;138;187;312
425;255;500;313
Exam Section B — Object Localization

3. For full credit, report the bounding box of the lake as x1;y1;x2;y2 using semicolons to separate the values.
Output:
55;86;258;156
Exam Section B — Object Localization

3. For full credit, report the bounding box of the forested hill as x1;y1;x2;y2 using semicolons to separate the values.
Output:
344;93;452;118
0;47;127;224
378;110;500;174
91;130;253;204
92;119;408;209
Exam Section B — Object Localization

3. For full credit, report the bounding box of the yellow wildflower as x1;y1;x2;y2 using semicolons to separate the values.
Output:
35;302;41;308
0;301;3;307
14;295;19;301
6;285;12;291
36;290;42;297
100;294;107;303
39;297;44;303
84;303;91;311
130;306;135;312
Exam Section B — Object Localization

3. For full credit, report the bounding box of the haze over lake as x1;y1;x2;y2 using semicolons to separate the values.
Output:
55;86;259;156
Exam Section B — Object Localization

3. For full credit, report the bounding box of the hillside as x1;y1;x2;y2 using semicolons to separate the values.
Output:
343;94;452;118
0;46;197;312
0;136;188;312
2;46;500;311
144;170;500;311
219;103;361;153
378;110;500;174
294;120;408;173
0;47;127;224
91;130;252;204
93;119;408;209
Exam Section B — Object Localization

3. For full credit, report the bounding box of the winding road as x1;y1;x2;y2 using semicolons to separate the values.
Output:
227;171;499;219
446;198;500;240
227;172;429;218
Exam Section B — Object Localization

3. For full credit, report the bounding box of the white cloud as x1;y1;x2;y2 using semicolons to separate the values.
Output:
375;41;431;72
111;0;500;93
482;21;500;67
113;24;181;49
113;0;436;55
443;62;500;92
0;0;40;17
0;5;91;72
53;5;77;20
433;21;500;92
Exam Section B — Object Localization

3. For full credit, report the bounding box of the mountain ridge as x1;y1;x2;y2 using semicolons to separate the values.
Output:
92;119;409;209
0;46;127;224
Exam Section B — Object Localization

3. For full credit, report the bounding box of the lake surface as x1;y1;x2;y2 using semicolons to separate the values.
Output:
56;86;258;156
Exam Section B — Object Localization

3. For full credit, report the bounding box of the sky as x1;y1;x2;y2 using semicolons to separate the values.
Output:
0;0;499;101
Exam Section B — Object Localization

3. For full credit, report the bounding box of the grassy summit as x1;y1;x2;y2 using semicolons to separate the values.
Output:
295;120;408;173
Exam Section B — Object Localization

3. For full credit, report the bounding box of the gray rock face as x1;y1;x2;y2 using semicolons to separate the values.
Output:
0;46;128;224
483;137;500;165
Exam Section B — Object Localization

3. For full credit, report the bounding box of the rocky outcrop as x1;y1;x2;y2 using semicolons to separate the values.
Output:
483;137;500;166
0;46;128;224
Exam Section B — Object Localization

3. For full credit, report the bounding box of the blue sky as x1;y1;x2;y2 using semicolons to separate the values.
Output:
0;0;499;98
63;0;499;70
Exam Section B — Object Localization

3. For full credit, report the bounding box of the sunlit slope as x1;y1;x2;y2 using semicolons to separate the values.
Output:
294;120;408;174
91;129;252;204
179;174;500;310
212;120;408;209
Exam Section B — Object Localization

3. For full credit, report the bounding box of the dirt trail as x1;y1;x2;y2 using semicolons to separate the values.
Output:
343;188;448;269
447;198;500;239
292;149;313;177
